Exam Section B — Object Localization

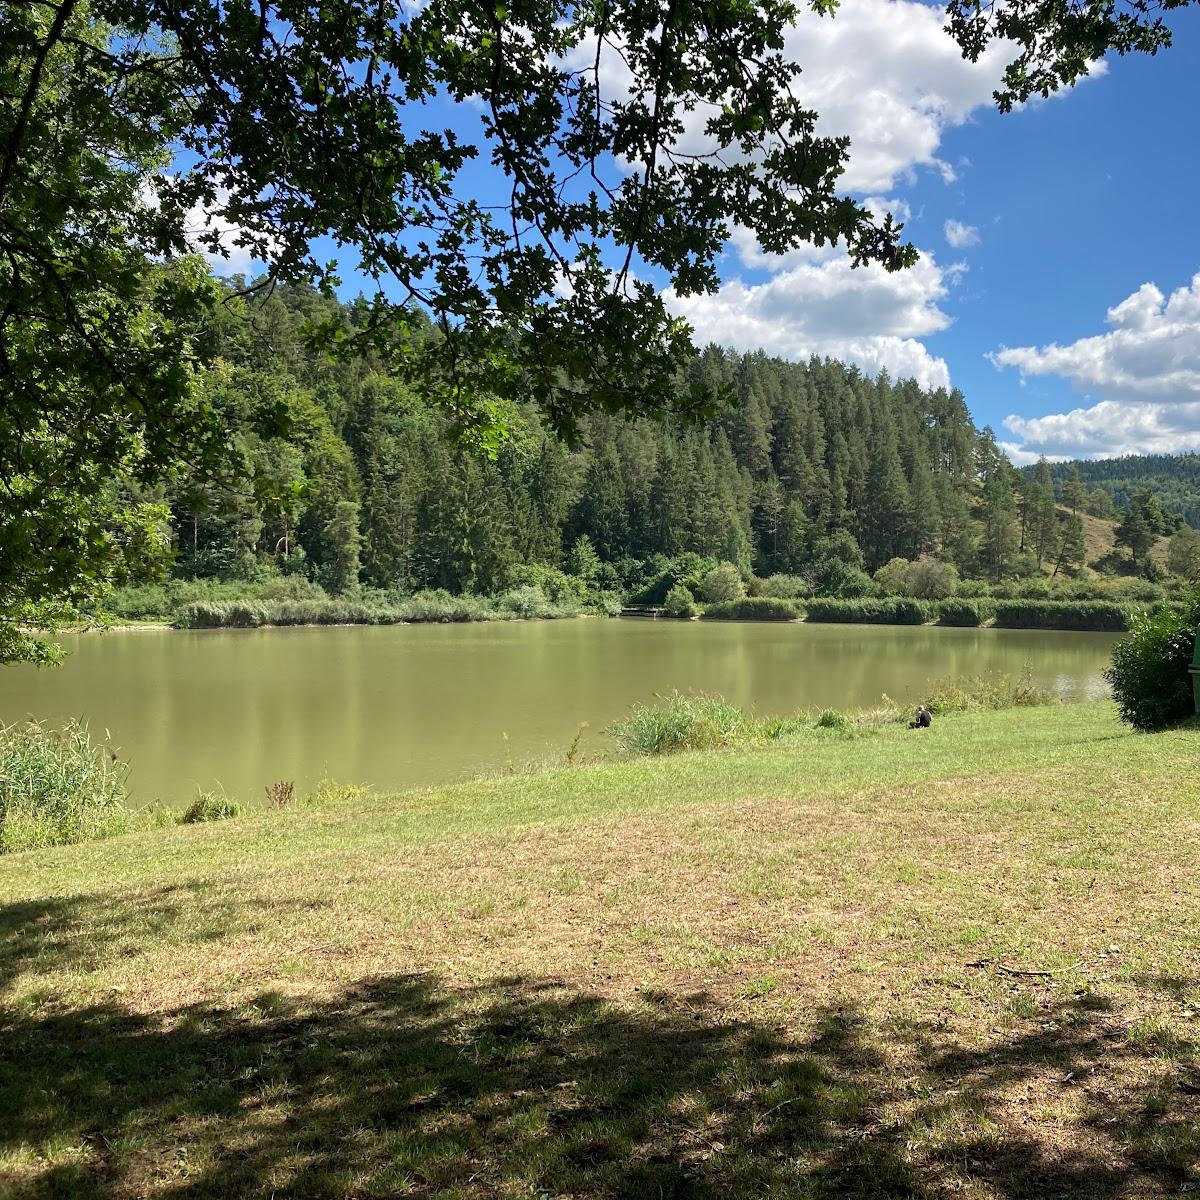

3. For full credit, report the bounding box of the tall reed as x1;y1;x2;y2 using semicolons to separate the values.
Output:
0;721;129;852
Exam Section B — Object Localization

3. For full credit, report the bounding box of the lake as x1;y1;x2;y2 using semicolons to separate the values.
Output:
0;619;1119;803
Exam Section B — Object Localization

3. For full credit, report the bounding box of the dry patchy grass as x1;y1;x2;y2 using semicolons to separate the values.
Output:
0;702;1197;1198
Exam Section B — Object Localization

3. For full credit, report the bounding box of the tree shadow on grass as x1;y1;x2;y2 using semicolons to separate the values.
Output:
0;894;1195;1199
0;882;326;993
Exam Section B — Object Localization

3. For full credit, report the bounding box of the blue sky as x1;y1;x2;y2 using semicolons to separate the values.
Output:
660;0;1200;463
915;5;1200;460
199;1;1200;461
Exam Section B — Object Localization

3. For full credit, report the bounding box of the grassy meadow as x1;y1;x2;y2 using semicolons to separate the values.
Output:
0;701;1197;1198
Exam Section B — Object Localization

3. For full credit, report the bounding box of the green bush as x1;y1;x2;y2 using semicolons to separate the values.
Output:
627;554;718;606
804;597;930;625
497;585;558;619
177;600;269;628
608;694;753;755
702;597;800;620
663;584;700;618
937;598;990;627
502;564;586;604
400;591;497;622
0;720;130;852
814;708;850;731
700;562;746;603
873;557;958;600
1105;578;1166;602
176;593;487;627
990;600;1129;631
181;792;243;823
583;590;624;617
955;579;994;598
760;574;810;600
1105;595;1200;730
108;576;328;621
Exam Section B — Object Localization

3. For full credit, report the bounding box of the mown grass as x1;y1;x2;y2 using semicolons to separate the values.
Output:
0;702;1197;1198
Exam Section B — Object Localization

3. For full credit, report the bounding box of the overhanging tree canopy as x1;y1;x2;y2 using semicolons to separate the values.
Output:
0;0;1192;657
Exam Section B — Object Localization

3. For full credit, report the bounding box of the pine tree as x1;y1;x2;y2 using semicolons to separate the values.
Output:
1062;465;1086;515
980;472;1019;581
1029;458;1059;565
1051;512;1087;576
571;441;630;561
1115;489;1163;564
322;501;362;594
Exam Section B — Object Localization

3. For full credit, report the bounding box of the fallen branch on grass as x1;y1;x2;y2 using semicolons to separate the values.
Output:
966;958;1091;978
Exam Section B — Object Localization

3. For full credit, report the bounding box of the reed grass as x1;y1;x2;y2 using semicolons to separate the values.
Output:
0;720;129;852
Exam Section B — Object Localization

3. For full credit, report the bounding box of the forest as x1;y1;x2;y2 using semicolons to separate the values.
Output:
125;274;1192;612
1034;454;1200;528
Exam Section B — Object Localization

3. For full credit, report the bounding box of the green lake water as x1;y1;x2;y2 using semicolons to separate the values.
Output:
0;619;1119;803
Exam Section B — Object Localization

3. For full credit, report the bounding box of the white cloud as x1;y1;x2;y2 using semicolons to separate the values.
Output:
1003;402;1200;459
944;219;980;248
144;176;272;274
561;0;1018;203
997;441;1069;468
665;243;957;389
784;0;1018;193
994;273;1200;457
560;0;1112;393
183;191;272;275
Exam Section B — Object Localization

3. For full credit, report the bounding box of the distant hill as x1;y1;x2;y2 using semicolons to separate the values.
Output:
1028;453;1200;528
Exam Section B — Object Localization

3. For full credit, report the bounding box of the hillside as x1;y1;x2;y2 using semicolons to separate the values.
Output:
1073;507;1169;572
1033;453;1200;527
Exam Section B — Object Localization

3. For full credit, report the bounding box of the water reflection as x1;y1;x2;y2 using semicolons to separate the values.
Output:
0;620;1118;802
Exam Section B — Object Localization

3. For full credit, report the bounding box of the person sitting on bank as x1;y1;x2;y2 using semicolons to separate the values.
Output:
910;705;932;729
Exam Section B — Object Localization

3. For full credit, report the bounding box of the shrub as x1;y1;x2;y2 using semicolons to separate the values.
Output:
874;557;958;600
174;587;596;627
584;590;624;617
663;584;700;618
608;693;753;755
955;579;993;598
814;708;850;731
497;585;556;619
177;600;270;628
807;562;874;598
925;672;1055;714
760;574;810;600
264;780;295;809
702;597;799;620
1105;595;1200;730
700;562;746;603
0;721;130;852
401;590;496;622
181;792;243;823
804;532;872;597
503;563;586;604
804;597;930;625
937;598;989;627
176;598;392;627
108;576;329;621
105;583;173;621
627;554;718;606
990;601;1129;632
1106;578;1166;602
